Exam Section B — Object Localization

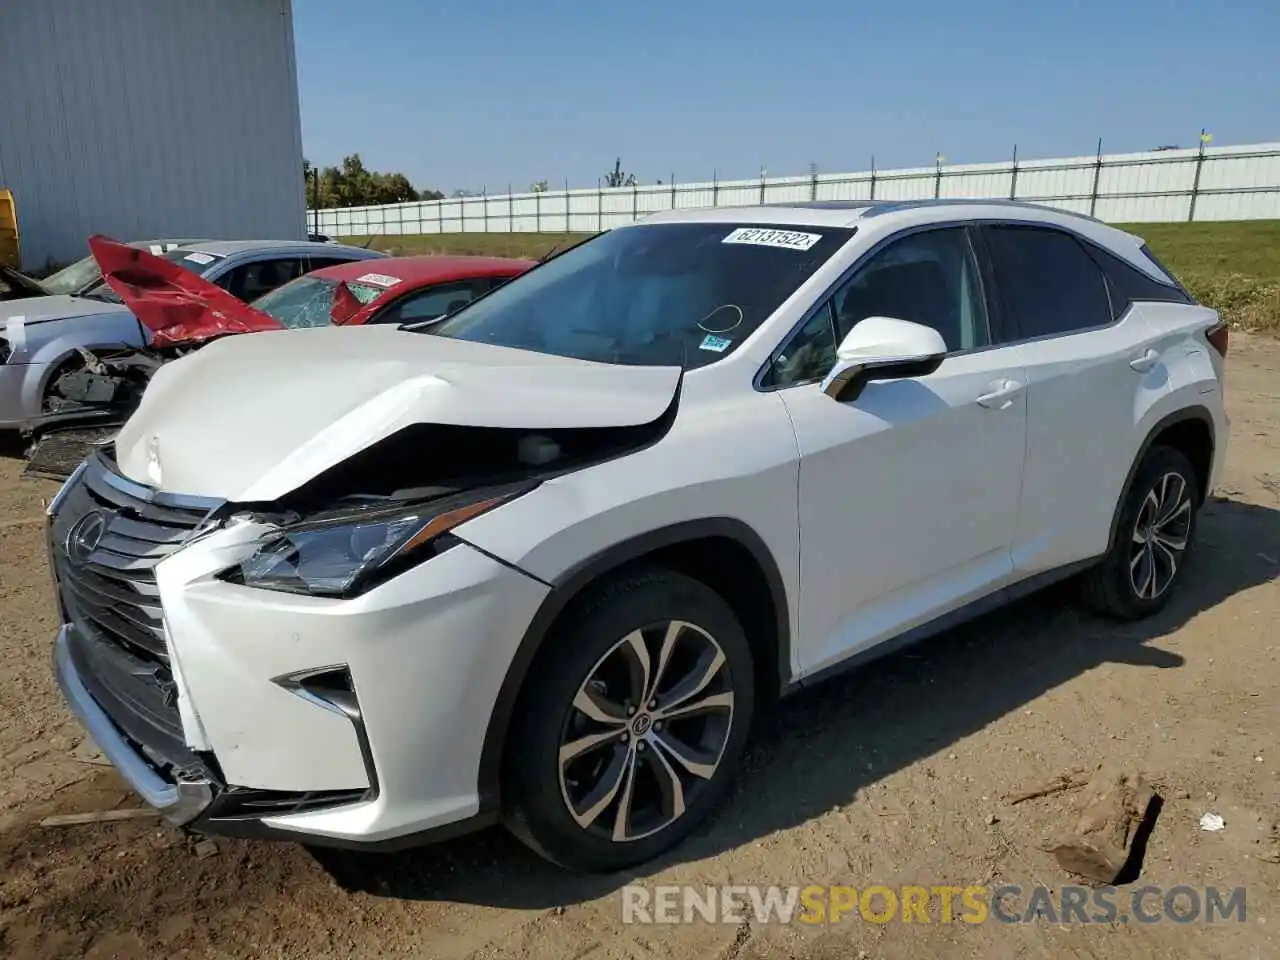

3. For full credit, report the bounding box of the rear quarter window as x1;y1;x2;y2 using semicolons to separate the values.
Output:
1138;244;1195;297
1082;242;1195;318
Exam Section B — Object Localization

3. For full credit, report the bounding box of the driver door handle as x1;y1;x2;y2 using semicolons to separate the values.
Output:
1129;349;1160;373
976;378;1025;410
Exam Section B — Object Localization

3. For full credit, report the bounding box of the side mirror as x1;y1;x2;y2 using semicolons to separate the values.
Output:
820;316;947;403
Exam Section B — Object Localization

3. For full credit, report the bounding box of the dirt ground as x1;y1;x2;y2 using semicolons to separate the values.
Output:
1;337;1277;960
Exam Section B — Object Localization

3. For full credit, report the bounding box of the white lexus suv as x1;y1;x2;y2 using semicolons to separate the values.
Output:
47;200;1229;872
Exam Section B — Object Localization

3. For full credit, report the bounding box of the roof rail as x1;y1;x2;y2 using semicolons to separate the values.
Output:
761;200;880;211
856;198;1103;222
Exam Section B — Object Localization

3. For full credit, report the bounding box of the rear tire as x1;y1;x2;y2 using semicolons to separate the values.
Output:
1082;445;1200;619
503;567;755;873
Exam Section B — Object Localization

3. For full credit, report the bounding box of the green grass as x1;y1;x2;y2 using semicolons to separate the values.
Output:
340;232;592;260
341;219;1280;335
1117;220;1280;334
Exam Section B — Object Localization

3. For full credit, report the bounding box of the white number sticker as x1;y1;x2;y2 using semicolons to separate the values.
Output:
722;227;822;251
184;252;216;265
356;272;403;288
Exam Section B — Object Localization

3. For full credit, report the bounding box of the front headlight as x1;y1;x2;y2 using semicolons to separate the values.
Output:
220;482;533;597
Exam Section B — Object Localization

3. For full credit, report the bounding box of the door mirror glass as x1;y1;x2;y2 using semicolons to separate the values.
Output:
821;315;947;402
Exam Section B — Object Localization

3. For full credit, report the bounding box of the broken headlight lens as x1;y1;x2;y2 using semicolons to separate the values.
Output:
222;484;531;597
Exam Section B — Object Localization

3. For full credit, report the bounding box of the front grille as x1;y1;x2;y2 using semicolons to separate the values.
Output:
64;616;194;772
49;450;222;777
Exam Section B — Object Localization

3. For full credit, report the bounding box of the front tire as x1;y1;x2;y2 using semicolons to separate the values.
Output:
1082;445;1201;619
503;567;755;873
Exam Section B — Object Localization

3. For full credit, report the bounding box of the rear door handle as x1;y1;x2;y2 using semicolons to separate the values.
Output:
976;378;1025;410
1129;349;1160;373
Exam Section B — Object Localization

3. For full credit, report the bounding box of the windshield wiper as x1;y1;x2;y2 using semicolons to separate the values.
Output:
76;289;120;303
538;240;566;263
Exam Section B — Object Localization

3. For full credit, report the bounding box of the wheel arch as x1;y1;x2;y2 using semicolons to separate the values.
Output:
24;339;138;411
476;517;791;812
1105;405;1216;552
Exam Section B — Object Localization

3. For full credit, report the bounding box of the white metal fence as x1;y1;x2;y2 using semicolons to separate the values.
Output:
310;141;1280;237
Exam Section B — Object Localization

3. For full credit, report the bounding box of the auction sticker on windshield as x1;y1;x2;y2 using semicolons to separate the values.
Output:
699;334;733;353
356;273;404;288
722;227;823;251
184;252;217;265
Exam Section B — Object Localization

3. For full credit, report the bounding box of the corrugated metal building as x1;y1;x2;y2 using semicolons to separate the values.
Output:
0;0;306;271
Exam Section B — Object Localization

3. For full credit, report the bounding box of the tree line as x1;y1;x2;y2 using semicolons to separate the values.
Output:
304;155;444;208
304;155;643;207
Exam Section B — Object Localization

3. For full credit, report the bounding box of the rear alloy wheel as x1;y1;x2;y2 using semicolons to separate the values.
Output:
1082;445;1201;619
505;569;755;872
1128;469;1194;602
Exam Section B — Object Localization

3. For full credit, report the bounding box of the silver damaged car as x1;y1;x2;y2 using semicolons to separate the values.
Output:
0;239;385;433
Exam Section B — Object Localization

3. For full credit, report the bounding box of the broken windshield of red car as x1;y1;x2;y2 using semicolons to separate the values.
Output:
252;276;385;328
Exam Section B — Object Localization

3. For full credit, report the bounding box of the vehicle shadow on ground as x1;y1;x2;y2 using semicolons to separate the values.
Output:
0;432;28;460
311;495;1280;909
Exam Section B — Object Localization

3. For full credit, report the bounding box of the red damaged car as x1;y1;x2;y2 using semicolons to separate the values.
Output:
87;234;534;346
25;239;534;478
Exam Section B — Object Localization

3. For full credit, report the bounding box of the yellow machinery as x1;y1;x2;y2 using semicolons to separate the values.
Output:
0;189;18;268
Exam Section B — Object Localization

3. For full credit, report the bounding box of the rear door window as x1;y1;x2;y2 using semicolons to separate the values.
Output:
984;226;1113;339
308;256;362;272
216;258;307;302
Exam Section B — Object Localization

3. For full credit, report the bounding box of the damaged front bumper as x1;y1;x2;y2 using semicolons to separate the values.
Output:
53;625;213;824
47;449;552;849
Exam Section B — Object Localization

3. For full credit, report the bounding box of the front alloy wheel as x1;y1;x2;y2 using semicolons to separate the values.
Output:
558;620;735;843
506;568;755;872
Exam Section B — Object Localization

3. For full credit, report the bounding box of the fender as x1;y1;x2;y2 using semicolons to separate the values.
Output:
1104;405;1215;553
17;339;144;428
474;516;791;812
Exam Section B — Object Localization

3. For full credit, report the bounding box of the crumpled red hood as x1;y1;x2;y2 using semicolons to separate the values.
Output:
89;234;284;347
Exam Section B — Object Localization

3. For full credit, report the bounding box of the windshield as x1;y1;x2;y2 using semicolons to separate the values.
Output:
426;223;855;367
79;248;227;301
253;276;385;329
40;254;102;296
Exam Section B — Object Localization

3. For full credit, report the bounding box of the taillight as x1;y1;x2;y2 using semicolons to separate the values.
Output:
1206;323;1229;358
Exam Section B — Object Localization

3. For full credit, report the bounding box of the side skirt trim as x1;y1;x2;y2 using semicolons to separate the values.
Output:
784;556;1100;694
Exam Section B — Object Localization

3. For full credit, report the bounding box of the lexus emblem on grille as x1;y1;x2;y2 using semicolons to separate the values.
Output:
67;511;107;564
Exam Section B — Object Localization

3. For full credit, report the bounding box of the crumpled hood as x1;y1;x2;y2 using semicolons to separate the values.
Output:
0;293;128;325
114;325;682;501
90;234;283;346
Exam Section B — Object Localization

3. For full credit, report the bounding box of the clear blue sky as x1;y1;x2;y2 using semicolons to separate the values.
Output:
294;0;1277;195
